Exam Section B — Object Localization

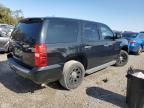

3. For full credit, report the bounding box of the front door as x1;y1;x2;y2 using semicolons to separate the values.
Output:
97;23;118;63
82;22;116;70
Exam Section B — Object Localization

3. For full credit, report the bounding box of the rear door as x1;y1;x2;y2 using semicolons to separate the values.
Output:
11;19;44;67
45;19;80;66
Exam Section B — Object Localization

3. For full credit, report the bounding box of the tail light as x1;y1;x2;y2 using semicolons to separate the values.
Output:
129;40;136;44
34;44;48;67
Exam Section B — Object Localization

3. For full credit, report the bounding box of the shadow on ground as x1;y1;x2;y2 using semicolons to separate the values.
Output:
0;60;66;93
86;87;128;108
0;60;44;93
47;81;66;90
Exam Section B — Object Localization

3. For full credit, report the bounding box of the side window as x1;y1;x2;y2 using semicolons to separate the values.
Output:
46;20;78;44
99;24;114;40
83;23;99;42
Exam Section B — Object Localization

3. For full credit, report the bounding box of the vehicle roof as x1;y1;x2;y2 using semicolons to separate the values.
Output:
20;17;105;25
122;32;138;34
113;31;122;33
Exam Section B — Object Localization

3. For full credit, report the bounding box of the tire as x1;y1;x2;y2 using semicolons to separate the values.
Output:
136;46;142;55
115;50;128;67
59;60;85;90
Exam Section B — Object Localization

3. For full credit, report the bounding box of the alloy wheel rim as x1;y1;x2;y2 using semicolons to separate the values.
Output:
138;47;142;54
118;53;127;64
69;67;82;85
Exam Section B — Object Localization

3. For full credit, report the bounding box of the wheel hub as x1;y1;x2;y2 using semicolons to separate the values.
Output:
71;71;77;78
120;56;123;61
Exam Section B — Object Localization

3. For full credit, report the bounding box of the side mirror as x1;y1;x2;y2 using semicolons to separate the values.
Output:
114;33;122;39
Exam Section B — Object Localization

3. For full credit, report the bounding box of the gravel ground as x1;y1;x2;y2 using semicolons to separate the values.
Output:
0;53;144;108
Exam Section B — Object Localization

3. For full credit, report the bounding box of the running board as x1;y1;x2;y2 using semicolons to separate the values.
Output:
86;61;116;74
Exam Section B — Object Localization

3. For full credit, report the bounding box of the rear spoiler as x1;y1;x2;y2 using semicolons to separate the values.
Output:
20;18;44;23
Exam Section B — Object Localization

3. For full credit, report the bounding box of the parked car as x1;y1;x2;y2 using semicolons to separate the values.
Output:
7;17;129;89
0;30;11;52
122;32;144;55
0;24;14;37
113;31;122;38
114;31;129;52
0;24;14;52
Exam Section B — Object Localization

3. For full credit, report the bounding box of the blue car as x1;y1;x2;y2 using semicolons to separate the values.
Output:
122;32;144;55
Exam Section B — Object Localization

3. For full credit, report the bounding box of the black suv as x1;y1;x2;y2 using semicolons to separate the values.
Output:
8;17;128;89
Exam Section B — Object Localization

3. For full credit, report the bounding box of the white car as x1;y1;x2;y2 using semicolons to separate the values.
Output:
0;24;14;37
0;24;14;52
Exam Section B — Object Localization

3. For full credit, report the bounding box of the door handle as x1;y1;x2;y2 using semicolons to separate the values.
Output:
84;45;92;49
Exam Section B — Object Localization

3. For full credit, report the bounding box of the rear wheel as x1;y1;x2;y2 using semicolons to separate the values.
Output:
59;60;85;90
115;50;128;66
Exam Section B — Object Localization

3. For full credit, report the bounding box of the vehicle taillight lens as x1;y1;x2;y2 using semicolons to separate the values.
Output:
34;44;48;67
129;40;136;44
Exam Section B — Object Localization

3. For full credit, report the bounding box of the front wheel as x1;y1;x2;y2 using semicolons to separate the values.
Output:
59;60;85;90
136;46;142;55
115;50;128;67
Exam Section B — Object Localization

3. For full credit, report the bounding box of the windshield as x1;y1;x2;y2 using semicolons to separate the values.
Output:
122;33;138;38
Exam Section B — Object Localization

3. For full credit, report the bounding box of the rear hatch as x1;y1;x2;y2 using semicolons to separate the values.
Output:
11;18;44;68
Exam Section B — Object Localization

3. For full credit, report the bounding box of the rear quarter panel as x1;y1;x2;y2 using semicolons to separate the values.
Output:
46;43;82;66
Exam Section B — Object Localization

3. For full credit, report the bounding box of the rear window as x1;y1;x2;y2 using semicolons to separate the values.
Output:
122;33;138;38
46;20;79;44
12;22;42;43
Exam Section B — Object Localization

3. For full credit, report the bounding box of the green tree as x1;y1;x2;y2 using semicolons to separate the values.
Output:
12;9;24;23
0;4;24;25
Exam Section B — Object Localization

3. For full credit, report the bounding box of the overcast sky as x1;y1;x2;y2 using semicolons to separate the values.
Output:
1;0;144;32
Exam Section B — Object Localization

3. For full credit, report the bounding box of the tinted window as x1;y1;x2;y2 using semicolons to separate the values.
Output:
83;23;99;42
99;24;114;40
12;22;42;43
46;20;78;43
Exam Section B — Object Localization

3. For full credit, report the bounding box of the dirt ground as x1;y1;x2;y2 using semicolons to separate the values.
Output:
0;53;144;108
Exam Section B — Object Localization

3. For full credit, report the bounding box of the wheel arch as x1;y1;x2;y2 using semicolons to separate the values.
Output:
65;54;88;70
121;45;129;53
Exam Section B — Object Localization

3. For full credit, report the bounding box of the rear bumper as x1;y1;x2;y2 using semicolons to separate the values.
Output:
129;45;139;52
8;57;62;84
